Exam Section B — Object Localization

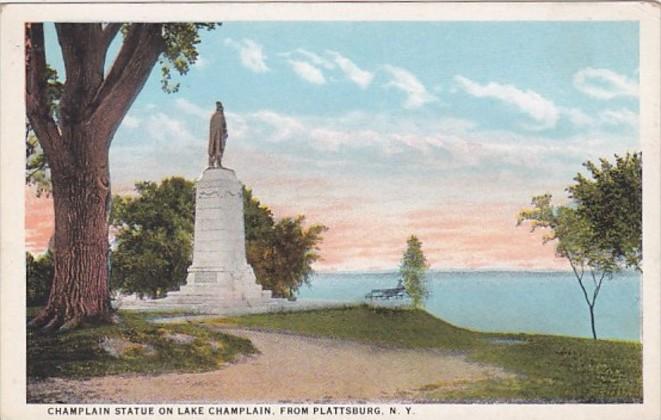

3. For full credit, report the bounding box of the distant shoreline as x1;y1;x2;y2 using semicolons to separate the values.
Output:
313;269;641;275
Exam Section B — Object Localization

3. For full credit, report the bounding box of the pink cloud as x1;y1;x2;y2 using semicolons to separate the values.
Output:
25;185;566;271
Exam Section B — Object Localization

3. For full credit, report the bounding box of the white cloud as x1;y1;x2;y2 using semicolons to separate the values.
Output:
175;98;209;120
144;113;198;145
573;67;638;100
558;106;638;129
383;65;437;109
231;109;636;178
224;38;269;73
599;108;638;128
559;107;594;127
292;49;334;69
454;75;559;130
251;110;306;141
326;51;373;89
121;115;141;129
287;60;326;85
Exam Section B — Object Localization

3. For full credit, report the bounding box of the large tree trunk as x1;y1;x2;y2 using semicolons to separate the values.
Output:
26;23;165;331
29;127;113;331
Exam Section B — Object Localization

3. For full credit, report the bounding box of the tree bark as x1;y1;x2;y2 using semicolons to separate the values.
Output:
27;23;165;330
29;126;113;330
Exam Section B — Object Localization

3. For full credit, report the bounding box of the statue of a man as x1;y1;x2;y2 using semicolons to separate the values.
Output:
208;101;228;168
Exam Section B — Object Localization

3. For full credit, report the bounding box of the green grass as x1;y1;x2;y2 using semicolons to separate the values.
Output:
221;304;642;403
27;305;642;403
27;310;256;379
216;305;480;350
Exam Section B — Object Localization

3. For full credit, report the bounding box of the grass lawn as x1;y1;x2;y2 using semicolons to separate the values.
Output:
217;305;642;403
27;305;642;403
27;309;256;379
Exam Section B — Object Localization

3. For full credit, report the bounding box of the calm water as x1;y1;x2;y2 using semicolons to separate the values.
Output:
298;271;641;341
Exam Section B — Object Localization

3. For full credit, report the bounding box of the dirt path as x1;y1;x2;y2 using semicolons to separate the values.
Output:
28;328;512;403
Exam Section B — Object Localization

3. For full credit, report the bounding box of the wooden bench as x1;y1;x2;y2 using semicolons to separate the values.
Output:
365;284;408;300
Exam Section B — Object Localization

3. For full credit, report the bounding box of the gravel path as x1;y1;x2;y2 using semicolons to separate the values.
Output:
28;328;512;403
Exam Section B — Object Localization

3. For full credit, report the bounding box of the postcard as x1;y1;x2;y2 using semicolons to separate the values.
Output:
1;2;659;419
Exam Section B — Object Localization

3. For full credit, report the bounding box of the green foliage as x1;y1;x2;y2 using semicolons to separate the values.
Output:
517;153;642;339
117;22;218;93
158;23;218;93
244;188;328;299
109;180;326;300
399;235;430;309
243;187;275;241
110;177;195;298
518;195;615;272
26;251;54;306
568;152;642;270
27;310;255;381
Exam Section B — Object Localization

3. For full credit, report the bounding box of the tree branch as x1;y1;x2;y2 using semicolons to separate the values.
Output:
568;255;593;308
101;23;121;52
567;253;584;281
55;23;106;123
90;23;165;145
590;268;598;288
26;23;62;162
592;270;608;307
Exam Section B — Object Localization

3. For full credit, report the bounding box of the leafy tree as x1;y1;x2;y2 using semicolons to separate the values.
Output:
568;152;642;270
26;251;54;307
110;178;195;299
518;153;642;340
243;188;275;242
26;23;216;330
109;180;327;300
400;235;430;309
247;215;328;299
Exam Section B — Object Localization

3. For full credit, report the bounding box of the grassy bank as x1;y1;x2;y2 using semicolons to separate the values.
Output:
27;310;256;379
219;305;642;403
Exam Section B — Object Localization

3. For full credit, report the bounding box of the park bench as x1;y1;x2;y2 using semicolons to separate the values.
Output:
365;281;408;300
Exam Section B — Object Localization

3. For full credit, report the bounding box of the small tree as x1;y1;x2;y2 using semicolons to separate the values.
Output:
518;153;642;340
400;235;430;309
243;188;327;299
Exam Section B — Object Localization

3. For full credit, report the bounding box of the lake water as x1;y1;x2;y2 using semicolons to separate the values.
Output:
297;271;641;341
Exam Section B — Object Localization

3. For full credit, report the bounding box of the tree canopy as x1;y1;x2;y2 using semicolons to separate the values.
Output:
110;178;195;298
247;213;328;299
568;152;642;270
517;152;642;339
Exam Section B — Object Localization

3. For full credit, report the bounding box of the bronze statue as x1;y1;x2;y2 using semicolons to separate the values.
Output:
208;101;228;168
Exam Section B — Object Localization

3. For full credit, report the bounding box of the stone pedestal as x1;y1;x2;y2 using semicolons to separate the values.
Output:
120;168;283;314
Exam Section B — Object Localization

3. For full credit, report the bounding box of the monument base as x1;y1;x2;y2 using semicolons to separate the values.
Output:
119;266;286;315
119;167;288;314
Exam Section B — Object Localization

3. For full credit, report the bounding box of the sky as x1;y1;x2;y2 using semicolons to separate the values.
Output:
26;22;640;271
